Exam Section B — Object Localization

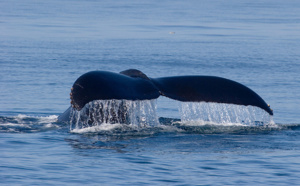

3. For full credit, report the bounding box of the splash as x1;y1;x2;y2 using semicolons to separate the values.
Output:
0;115;59;133
179;102;274;126
69;99;160;131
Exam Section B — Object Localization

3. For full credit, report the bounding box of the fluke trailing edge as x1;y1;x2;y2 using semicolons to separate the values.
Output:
59;69;273;122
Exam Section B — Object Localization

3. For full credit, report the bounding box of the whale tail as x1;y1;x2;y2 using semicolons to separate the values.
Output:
69;69;273;116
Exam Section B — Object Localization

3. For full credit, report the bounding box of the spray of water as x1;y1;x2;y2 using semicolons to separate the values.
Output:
179;102;274;126
69;99;275;132
70;99;159;130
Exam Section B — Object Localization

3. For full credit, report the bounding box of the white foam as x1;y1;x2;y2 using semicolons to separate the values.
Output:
43;123;60;128
0;123;30;127
71;123;124;133
16;114;29;119
0;115;60;132
38;115;58;123
14;114;58;122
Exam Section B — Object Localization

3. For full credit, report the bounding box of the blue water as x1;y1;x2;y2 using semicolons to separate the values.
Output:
1;0;300;185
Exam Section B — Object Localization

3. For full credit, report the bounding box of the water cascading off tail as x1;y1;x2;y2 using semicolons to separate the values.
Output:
70;100;274;131
69;99;159;130
179;102;274;126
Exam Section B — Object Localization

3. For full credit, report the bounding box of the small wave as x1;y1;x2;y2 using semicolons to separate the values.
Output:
172;122;282;134
1;114;299;135
70;122;183;135
0;114;60;133
65;99;287;135
69;117;286;135
71;123;124;134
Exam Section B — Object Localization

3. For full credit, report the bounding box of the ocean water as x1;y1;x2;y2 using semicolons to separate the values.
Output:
1;0;300;185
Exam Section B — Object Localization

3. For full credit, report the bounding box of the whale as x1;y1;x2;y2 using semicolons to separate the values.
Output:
58;69;273;123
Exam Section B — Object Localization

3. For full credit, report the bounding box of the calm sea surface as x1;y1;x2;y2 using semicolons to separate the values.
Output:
1;0;300;185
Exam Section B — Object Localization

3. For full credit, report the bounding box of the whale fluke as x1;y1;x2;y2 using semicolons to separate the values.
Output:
64;69;273;119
